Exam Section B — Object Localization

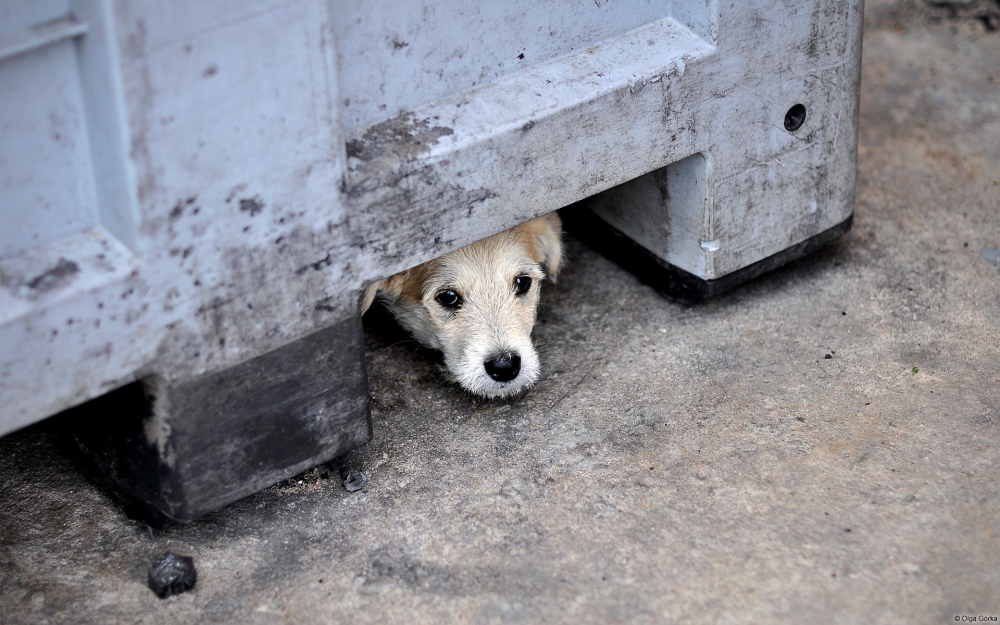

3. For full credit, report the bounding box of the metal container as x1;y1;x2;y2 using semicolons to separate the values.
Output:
0;0;863;522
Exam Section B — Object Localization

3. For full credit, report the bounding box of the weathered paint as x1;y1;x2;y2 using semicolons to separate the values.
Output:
0;0;863;434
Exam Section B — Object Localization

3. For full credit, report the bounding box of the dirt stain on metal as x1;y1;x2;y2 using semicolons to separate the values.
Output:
239;197;265;217
345;112;453;163
27;258;80;292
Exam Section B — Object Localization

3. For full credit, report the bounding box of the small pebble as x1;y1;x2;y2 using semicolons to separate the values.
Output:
343;468;368;492
148;552;197;599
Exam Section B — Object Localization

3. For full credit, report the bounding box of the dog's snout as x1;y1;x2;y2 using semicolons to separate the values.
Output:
484;352;521;382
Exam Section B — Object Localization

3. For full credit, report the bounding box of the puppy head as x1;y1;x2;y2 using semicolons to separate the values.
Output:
364;214;562;398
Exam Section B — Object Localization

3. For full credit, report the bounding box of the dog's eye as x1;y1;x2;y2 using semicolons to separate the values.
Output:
513;275;532;296
435;289;463;309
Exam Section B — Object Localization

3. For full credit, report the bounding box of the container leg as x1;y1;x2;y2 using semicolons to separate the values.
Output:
56;315;372;527
563;206;852;304
563;150;853;304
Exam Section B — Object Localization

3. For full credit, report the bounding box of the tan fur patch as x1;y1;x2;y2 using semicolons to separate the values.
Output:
360;213;563;398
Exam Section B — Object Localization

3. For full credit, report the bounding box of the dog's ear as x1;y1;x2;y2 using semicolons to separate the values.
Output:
527;212;563;282
358;271;410;314
359;282;380;315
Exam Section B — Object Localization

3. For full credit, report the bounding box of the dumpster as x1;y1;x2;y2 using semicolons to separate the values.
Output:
0;0;863;523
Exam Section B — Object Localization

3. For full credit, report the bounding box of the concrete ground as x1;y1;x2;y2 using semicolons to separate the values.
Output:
1;1;998;623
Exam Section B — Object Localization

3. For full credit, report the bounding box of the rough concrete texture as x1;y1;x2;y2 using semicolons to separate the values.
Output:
1;1;998;623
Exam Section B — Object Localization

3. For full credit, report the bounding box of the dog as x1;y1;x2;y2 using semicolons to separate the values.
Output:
360;212;563;399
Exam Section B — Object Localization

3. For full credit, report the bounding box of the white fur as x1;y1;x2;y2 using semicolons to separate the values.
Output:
361;213;563;398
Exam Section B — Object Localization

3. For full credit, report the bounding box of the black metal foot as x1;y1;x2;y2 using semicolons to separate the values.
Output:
562;207;853;304
54;315;372;527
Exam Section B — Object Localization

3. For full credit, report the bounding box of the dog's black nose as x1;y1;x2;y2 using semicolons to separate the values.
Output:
484;352;521;382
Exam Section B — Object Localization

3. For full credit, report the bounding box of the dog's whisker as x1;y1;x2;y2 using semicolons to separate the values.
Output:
376;338;421;350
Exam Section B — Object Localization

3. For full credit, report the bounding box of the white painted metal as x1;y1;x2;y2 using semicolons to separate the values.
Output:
0;0;864;434
334;0;715;136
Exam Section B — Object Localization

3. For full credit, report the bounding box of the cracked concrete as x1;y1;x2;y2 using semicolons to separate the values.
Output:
1;1;998;623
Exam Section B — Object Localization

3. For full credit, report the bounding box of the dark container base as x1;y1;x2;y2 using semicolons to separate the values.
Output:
54;315;372;528
562;208;853;304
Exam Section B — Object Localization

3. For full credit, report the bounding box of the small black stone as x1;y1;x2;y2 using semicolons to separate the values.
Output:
328;452;368;493
148;552;197;598
343;468;368;492
825;354;833;359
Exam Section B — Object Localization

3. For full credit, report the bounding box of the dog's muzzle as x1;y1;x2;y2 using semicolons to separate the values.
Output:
484;352;521;382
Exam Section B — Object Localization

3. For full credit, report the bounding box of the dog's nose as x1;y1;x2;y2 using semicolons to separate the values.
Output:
484;352;521;382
